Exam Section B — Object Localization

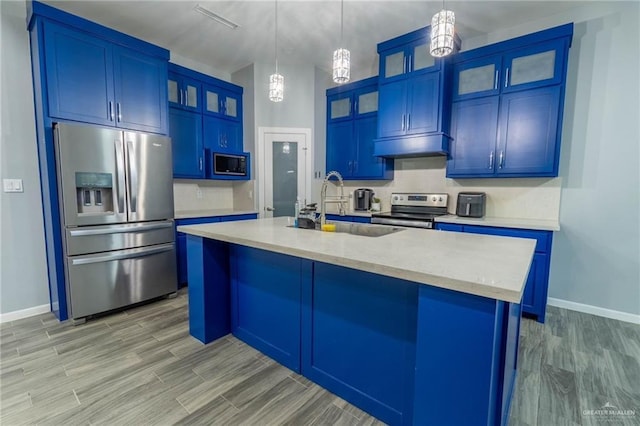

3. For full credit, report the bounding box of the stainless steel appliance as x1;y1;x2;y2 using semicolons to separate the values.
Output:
212;152;248;177
354;188;375;211
456;192;486;218
54;122;177;321
372;193;449;229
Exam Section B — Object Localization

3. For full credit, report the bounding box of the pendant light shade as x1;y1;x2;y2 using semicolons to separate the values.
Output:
332;0;350;84
430;9;455;58
269;72;284;102
332;48;350;84
269;0;284;102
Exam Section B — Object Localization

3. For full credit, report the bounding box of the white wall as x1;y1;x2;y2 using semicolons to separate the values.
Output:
0;0;50;314
232;61;321;212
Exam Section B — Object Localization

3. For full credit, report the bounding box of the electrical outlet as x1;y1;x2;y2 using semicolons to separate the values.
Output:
196;188;203;199
248;190;253;199
3;178;24;193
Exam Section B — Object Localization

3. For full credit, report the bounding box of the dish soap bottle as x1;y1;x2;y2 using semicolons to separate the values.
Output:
294;197;301;227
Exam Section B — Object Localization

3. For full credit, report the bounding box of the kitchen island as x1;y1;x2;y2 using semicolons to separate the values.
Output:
178;217;535;426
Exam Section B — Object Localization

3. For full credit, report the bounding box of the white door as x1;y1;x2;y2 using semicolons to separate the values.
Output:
257;127;312;219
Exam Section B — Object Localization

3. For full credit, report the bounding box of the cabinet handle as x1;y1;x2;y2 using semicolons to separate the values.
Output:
354;100;357;115
403;56;407;74
499;151;504;168
494;70;499;90
505;68;510;88
408;54;412;72
116;103;122;122
401;114;406;131
185;90;188;106
108;101;114;121
199;157;203;171
407;114;411;130
489;151;494;169
178;89;182;105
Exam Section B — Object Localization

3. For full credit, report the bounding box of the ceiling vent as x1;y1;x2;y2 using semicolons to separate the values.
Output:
194;4;240;30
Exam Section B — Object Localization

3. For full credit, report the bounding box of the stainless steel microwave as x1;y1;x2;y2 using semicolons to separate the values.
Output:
212;152;248;176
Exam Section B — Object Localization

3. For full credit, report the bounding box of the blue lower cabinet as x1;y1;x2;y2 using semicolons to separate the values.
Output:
413;286;519;426
186;235;230;343
437;222;553;322
230;245;304;372
325;214;371;223
176;214;257;287
219;213;258;222
434;222;464;232
186;242;521;426
302;263;417;426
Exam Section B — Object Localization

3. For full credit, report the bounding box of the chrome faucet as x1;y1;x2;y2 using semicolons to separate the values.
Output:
319;170;347;226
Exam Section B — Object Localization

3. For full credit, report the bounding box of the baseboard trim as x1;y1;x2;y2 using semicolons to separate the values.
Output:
547;298;640;324
0;304;50;324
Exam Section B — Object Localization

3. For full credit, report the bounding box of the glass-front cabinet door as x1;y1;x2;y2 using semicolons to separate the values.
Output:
410;39;437;73
204;86;241;121
168;73;200;112
355;89;378;117
382;48;407;81
503;40;566;93
328;94;352;122
453;56;502;101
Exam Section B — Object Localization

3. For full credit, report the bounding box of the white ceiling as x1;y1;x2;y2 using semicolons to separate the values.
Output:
42;1;588;76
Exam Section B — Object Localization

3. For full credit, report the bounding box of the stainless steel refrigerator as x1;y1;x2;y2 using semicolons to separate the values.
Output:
54;122;177;322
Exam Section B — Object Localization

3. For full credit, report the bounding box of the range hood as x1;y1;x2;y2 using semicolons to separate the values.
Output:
373;133;451;158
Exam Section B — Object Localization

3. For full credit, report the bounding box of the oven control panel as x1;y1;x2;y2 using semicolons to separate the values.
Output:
390;193;448;208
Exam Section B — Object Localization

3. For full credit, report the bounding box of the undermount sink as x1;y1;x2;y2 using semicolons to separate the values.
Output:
288;221;405;237
334;222;405;237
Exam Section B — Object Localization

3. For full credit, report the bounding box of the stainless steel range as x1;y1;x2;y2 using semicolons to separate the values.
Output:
371;193;449;229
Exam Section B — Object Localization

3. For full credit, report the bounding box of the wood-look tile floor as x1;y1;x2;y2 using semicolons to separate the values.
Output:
1;289;638;425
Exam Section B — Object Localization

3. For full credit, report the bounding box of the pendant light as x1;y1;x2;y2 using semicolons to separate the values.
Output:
269;0;284;102
430;0;455;58
332;0;350;84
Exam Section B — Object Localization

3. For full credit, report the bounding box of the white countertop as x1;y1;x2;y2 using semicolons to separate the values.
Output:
435;215;560;231
178;217;536;303
174;209;259;220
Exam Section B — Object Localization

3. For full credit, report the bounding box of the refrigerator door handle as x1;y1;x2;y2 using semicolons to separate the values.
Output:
127;141;138;213
68;221;173;237
114;140;126;213
70;243;174;266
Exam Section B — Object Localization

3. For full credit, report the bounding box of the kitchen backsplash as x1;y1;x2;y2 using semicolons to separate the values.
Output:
173;180;234;212
325;157;562;220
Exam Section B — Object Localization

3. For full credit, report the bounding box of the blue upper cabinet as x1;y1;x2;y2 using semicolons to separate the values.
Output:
41;19;168;134
203;84;242;122
170;108;204;178
113;46;167;133
374;26;460;158
43;21;114;127
168;63;245;178
326;77;393;180
168;72;201;112
379;37;439;84
447;24;573;178
203;115;242;154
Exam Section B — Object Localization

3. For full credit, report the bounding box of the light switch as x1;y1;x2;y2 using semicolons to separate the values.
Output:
3;178;24;193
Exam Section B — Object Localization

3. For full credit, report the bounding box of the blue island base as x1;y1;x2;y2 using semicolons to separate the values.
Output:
186;235;521;426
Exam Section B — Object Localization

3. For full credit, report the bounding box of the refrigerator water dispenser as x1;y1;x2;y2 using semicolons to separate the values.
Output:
75;172;113;215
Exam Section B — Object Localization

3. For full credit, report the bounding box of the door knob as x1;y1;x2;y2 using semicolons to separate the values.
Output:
265;206;276;212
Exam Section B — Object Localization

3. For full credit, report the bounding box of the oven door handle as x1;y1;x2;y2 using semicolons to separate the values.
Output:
371;217;434;229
